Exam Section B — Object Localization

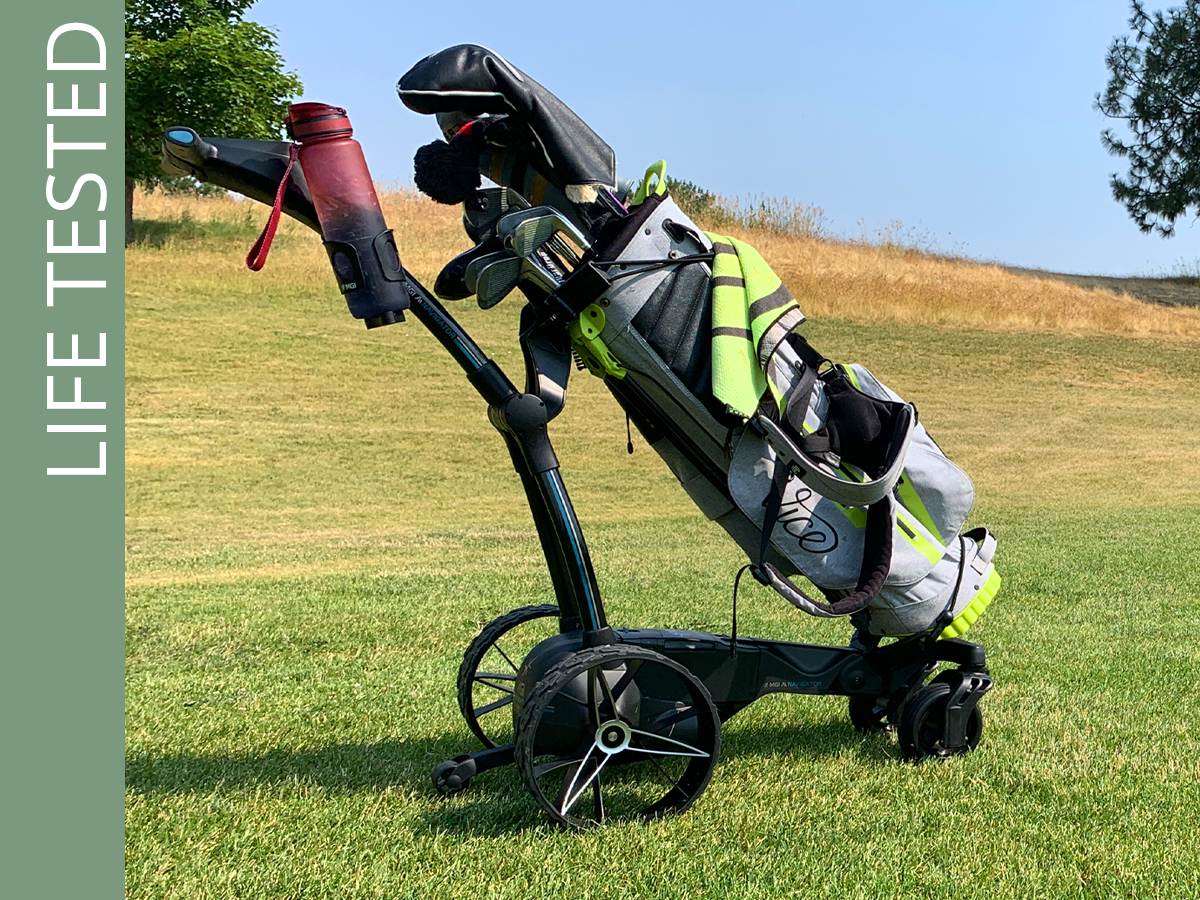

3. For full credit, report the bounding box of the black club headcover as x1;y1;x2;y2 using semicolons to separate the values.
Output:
413;127;482;205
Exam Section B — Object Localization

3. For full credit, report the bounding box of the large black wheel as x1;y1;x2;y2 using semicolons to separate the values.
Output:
457;604;559;748
897;681;983;760
515;644;720;829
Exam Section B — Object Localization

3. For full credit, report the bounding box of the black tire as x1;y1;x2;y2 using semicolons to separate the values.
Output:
457;604;559;748
515;644;720;829
848;696;890;734
897;681;983;760
432;759;469;797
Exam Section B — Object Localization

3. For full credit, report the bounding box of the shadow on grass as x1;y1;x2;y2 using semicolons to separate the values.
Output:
126;732;466;796
126;716;898;835
721;714;896;765
131;213;262;248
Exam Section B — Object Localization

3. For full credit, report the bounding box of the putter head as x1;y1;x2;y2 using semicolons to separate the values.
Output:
465;252;522;309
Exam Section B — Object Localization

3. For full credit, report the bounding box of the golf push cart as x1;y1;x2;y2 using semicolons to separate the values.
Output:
160;45;1002;828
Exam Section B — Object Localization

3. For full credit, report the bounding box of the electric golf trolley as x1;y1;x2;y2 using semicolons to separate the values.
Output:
161;45;1002;829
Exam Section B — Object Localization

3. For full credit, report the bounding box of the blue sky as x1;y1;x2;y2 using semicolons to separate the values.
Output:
248;0;1197;276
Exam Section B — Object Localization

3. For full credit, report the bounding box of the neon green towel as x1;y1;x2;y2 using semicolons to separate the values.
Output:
707;234;803;417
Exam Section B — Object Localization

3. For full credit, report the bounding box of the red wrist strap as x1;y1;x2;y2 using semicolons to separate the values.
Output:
246;143;299;271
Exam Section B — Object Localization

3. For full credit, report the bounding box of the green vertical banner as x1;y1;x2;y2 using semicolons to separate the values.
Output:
0;3;123;897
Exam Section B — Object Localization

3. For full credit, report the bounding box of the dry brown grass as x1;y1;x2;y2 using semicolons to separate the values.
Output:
131;186;467;289
717;227;1200;339
134;188;251;222
132;187;1200;340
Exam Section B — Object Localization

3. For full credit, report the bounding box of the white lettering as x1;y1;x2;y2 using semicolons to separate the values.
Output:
47;333;106;367
47;443;106;476
47;219;107;254
47;23;106;71
47;82;106;116
46;174;107;211
47;262;105;306
47;124;106;168
47;376;106;410
47;219;106;254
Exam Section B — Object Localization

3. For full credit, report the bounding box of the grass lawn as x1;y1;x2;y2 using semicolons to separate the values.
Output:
126;201;1200;899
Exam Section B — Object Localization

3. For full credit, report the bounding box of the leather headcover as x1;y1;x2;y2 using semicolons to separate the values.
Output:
397;45;616;195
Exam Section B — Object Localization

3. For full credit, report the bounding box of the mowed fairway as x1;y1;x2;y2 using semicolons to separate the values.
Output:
126;194;1200;900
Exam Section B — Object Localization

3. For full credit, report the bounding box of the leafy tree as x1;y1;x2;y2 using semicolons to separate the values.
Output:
125;0;301;241
1096;0;1200;237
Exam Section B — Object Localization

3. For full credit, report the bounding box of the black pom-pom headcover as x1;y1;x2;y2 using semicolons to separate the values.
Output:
413;124;482;204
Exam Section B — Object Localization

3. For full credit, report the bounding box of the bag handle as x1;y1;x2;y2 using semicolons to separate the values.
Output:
754;461;893;617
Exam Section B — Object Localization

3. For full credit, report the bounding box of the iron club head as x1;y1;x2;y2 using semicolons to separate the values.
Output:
465;252;522;309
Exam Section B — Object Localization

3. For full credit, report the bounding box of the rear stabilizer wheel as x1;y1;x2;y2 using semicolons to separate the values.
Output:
432;757;473;796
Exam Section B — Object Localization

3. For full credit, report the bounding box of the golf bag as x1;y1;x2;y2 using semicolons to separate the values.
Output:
399;45;1001;639
569;192;999;636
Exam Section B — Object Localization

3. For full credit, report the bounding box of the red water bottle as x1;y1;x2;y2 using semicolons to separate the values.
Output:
286;102;409;327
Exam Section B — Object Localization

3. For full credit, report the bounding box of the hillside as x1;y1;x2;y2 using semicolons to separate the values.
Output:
131;188;1200;340
1002;266;1200;308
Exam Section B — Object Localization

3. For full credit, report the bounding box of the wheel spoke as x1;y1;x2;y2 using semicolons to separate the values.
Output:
608;658;644;704
590;658;645;722
646;755;686;794
588;668;606;725
473;694;515;717
533;755;582;778
626;727;710;758
648;705;699;731
592;779;605;822
474;672;517;683
553;691;589;709
473;674;516;694
556;742;610;817
493;643;519;672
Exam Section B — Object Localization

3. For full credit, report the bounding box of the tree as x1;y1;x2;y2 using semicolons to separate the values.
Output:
125;1;302;242
1096;0;1200;238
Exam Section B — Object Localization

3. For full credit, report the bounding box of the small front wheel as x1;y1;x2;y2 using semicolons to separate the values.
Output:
897;681;983;760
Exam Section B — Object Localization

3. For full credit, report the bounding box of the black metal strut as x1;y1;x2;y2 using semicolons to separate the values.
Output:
404;275;609;640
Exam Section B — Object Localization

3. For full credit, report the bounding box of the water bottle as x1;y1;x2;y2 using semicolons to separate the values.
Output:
287;102;409;327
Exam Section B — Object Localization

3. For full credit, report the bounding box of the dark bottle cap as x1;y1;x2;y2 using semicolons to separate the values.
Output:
286;103;353;141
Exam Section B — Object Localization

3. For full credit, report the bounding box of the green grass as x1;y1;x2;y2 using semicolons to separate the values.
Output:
126;227;1200;899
